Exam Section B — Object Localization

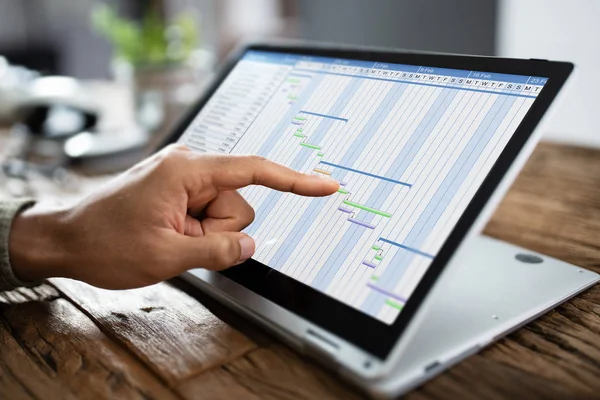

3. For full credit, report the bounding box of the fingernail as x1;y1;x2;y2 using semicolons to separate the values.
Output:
327;177;341;187
238;236;255;262
314;175;338;184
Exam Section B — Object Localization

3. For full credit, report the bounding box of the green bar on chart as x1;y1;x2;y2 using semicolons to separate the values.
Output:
296;128;304;132
385;299;403;310
337;188;349;194
294;116;307;121
294;133;305;138
342;200;392;218
300;143;321;150
374;255;383;261
317;152;324;157
371;275;379;282
372;245;381;251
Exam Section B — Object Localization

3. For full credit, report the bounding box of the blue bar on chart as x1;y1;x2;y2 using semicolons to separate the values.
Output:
320;161;413;187
299;110;349;122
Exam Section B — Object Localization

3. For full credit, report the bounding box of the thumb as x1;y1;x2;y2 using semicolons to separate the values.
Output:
174;231;256;271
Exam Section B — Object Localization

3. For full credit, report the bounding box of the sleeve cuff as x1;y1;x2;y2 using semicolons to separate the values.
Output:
0;199;39;291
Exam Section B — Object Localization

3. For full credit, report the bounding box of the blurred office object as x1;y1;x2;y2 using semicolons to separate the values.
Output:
0;0;215;143
217;0;297;57
0;61;101;194
0;57;40;123
61;81;149;173
0;79;137;199
498;0;600;148
0;73;98;127
0;0;111;78
295;0;497;55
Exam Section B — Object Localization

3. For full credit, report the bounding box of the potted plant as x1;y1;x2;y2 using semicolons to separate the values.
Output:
91;2;205;134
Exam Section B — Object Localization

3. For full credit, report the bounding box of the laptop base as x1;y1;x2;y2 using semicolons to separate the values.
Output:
181;234;598;398
369;235;599;398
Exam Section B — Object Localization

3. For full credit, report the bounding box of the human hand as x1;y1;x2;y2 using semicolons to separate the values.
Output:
9;145;339;289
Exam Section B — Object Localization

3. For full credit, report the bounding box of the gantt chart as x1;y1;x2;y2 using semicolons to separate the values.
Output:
179;51;547;323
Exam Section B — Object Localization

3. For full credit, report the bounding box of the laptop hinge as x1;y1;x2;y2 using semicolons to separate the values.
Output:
302;329;340;369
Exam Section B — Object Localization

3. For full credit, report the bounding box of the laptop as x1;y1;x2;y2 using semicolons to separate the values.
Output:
162;42;599;397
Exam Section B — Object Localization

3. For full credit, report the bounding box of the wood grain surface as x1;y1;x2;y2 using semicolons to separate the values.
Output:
1;142;600;400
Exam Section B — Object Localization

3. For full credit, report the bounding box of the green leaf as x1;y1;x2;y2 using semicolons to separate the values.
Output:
90;4;200;66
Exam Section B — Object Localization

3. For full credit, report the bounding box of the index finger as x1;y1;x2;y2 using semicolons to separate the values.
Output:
194;154;340;196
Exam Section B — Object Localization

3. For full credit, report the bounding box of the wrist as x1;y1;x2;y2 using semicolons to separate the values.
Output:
9;205;73;282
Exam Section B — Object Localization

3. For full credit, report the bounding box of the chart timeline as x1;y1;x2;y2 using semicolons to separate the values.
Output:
179;51;546;323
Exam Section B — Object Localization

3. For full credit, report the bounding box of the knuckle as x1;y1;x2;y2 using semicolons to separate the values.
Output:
204;155;234;173
165;143;188;152
212;155;232;167
246;155;268;185
173;144;191;152
248;154;267;163
156;147;185;171
291;169;303;179
246;154;268;167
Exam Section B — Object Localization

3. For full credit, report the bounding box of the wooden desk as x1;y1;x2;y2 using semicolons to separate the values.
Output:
1;142;600;400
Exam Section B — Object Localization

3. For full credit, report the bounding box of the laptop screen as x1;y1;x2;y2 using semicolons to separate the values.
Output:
179;50;547;324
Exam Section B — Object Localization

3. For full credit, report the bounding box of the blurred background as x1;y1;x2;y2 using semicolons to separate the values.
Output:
0;0;597;200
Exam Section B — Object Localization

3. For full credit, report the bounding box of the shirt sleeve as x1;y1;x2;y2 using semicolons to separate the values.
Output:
0;199;39;291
